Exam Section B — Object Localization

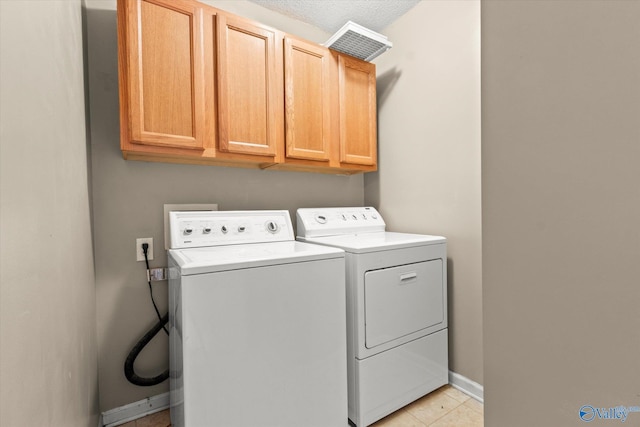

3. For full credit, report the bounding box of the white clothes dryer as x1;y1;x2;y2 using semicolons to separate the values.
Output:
168;210;348;427
297;207;448;427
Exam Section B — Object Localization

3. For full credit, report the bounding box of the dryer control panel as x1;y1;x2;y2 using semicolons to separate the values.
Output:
169;210;294;249
297;207;386;238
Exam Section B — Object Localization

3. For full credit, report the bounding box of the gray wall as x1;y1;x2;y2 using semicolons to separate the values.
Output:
368;0;483;385
86;0;364;411
482;1;640;426
0;1;98;426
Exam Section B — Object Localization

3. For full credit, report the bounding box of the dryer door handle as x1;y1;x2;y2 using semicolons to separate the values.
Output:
399;272;417;282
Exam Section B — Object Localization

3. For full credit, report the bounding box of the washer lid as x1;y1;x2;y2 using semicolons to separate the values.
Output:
169;241;344;275
298;231;445;254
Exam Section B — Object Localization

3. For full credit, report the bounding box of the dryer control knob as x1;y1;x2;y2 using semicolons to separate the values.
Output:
221;225;228;234
266;221;279;233
315;215;327;224
183;228;193;235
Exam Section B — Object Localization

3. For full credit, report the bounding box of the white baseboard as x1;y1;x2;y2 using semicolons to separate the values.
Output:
100;392;169;427
97;373;481;426
449;370;484;403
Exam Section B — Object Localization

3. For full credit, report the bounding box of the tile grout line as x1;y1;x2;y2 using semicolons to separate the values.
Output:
462;398;485;416
443;386;472;405
400;408;430;427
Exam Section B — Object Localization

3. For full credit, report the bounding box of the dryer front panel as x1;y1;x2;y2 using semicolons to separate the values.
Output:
364;260;444;349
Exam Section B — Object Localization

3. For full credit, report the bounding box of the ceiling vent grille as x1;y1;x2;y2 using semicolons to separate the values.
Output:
324;21;392;62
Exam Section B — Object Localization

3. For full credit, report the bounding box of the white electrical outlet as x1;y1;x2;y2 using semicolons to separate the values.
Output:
136;238;153;261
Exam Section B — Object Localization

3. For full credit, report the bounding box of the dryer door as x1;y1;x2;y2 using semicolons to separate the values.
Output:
364;260;444;349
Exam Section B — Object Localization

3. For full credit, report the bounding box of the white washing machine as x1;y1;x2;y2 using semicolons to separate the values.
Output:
168;210;348;427
297;207;448;427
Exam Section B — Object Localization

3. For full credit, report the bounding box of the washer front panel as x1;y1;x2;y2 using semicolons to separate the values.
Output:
169;255;348;427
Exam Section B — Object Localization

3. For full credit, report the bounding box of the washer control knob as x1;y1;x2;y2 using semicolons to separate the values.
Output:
183;228;193;235
352;214;358;220
315;215;327;224
221;225;228;234
238;226;246;233
266;221;279;233
203;227;212;234
341;214;347;221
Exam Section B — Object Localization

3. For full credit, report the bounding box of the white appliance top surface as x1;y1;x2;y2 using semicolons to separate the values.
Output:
298;231;445;254
169;240;344;275
296;207;445;253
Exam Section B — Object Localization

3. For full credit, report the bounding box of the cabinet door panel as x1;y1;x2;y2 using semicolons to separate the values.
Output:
217;15;280;156
338;55;377;166
284;37;331;161
125;0;204;149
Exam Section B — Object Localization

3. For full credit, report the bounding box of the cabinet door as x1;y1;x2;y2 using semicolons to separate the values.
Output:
337;55;377;166
284;37;331;161
120;0;205;149
217;14;281;157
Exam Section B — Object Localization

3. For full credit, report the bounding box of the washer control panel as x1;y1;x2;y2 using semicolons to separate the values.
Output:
169;210;293;249
297;207;386;238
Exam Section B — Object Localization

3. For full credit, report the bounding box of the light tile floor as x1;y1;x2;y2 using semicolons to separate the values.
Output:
124;385;483;427
120;409;170;427
371;385;483;427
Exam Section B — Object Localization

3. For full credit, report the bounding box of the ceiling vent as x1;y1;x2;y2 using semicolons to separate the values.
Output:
324;21;392;62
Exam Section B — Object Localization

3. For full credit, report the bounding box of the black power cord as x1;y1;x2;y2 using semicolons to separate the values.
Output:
124;242;169;386
124;313;169;386
142;243;169;335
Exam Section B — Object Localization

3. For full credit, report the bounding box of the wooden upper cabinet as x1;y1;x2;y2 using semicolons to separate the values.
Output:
117;0;377;173
337;54;377;167
216;14;282;157
119;0;205;150
284;36;331;162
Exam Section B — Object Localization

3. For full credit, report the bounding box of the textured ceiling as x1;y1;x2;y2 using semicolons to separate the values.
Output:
248;0;420;34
